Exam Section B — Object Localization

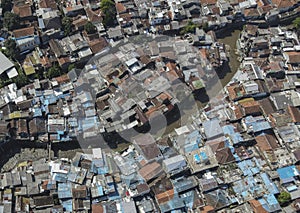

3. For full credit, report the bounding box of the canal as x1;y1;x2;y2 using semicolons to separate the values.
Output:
217;29;242;87
162;29;243;137
0;30;244;166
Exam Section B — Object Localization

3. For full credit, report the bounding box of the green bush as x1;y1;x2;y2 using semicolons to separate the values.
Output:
277;191;291;205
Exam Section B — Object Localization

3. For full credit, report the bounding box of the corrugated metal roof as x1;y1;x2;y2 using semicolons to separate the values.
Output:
0;52;14;75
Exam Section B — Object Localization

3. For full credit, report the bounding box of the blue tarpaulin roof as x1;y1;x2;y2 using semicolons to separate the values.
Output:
260;173;279;195
159;196;185;213
33;108;43;117
61;199;72;212
58;182;72;199
38;18;45;29
238;159;260;176
97;185;104;196
258;194;281;212
252;121;271;132
277;166;300;181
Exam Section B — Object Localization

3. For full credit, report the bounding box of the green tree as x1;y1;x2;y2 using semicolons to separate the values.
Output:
3;12;20;31
62;16;73;36
100;0;117;27
46;63;61;79
3;39;20;60
180;21;197;35
84;21;97;34
293;17;300;31
68;63;76;71
13;64;29;88
1;0;12;13
202;22;209;31
277;191;291;205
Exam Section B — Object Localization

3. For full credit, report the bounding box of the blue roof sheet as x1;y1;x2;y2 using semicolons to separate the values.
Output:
33;108;43;117
97;185;104;196
277;166;300;181
61;199;72;212
58;183;72;199
223;125;234;133
238;159;260;176
252;121;271;132
159;196;185;213
258;194;281;212
260;173;279;195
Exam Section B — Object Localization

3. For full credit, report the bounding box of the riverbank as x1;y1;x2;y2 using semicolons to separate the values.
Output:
0;29;244;168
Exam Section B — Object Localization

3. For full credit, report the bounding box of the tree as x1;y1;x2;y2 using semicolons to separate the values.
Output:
84;21;97;34
68;63;76;71
1;0;12;13
100;0;117;27
180;21;197;35
293;17;300;35
13;64;29;88
62;16;73;36
3;12;20;31
277;191;291;205
202;22;209;31
3;39;20;60
46;63;61;79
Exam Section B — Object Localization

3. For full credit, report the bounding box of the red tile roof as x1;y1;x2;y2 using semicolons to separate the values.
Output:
272;0;296;9
39;0;57;10
13;3;32;18
255;134;279;151
13;27;35;38
89;37;108;54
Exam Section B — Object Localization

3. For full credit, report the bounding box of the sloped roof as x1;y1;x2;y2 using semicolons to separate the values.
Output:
255;134;279;151
133;133;161;160
215;147;235;164
0;52;15;75
13;27;35;38
13;3;32;18
272;0;296;9
39;0;57;10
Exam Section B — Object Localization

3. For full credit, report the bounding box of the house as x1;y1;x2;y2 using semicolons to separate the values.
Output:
89;38;109;54
186;146;219;173
255;134;279;152
284;51;300;66
277;165;300;184
239;99;262;116
152;178;174;204
162;155;186;174
0;52;18;79
202;118;224;140
39;0;57;10
13;27;41;54
33;196;54;209
217;0;232;15
122;201;137;213
63;4;85;17
13;0;35;23
107;26;124;41
199;175;218;192
215;147;235;164
132;133;162;161
73;16;89;31
271;0;297;13
39;10;62;30
85;8;103;24
139;162;163;182
16;119;28;138
205;189;231;210
29;118;46;139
